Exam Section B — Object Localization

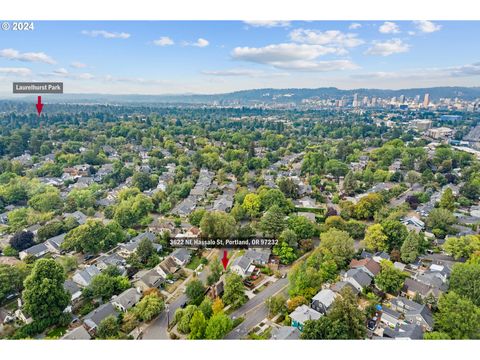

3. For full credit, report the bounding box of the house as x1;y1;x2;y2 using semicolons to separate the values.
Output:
373;251;390;264
118;232;161;257
382;323;423;340
156;256;180;278
0;309;15;324
230;255;255;277
19;242;50;260
72;265;101;287
170;248;192;267
45;233;67;253
64;280;82;303
270;326;301;340
134;268;165;292
290;305;322;331
64;211;88;225
380;307;402;328
111;288;142;312
296;212;316;222
343;268;372;292
311;289;337;314
83;302;118;333
244;249;271;265
402;278;442;299
349;258;381;278
96;253;126;273
331;281;360;296
402;217;425;233
390;297;434;331
61;325;91;340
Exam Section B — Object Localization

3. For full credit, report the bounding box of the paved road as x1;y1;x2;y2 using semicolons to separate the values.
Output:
225;277;288;339
390;183;423;207
141;251;217;340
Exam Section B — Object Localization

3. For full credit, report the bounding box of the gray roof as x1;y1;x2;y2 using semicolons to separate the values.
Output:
382;307;401;320
73;265;101;286
171;248;192;263
290;305;322;324
232;255;253;272
312;289;337;309
383;323;423;340
405;304;434;329
111;288;141;310
244;249;271;264
271;326;301;340
83;302;118;329
331;281;360;295
61;326;91;340
346;268;372;287
22;242;49;256
46;233;67;250
64;280;81;296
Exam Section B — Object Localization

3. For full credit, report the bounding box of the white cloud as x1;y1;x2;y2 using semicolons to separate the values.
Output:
192;38;209;47
232;43;357;72
289;29;364;48
53;68;69;77
414;20;442;33
0;48;56;64
244;21;291;28
379;21;400;34
349;23;362;30
365;39;410;56
0;67;31;76
153;36;174;46
71;61;87;69
76;73;95;80
81;30;130;39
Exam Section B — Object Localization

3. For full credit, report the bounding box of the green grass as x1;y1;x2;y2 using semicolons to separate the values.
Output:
186;255;202;270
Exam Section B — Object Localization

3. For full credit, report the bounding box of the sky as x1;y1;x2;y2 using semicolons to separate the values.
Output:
0;20;479;95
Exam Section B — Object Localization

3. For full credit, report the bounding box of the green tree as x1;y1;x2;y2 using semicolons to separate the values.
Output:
426;208;456;238
287;215;316;240
136;237;155;264
205;313;233;339
363;224;388;252
343;171;358;195
265;294;286;317
200;211;236;239
319;228;355;267
186;279;206;306
279;228;298;248
259;205;286;237
354;193;384;220
439;188;455;211
424;332;451;340
0;263;29;303
374;260;406;294
242;193;261;218
97;315;120;339
381;219;408;251
83;269;130;301
434;292;480;339
189;208;206;227
272;241;297;264
199;296;213;319
22;259;70;323
400;231;422;263
189;309;207;339
135;293;164;321
443;235;480;260
222;273;246;309
207;257;223;286
449;259;480;306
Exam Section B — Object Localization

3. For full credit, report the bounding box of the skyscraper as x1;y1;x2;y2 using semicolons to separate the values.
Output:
423;93;430;107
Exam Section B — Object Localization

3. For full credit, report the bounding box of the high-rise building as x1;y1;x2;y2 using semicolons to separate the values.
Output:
399;95;405;104
423;93;430;107
353;93;359;107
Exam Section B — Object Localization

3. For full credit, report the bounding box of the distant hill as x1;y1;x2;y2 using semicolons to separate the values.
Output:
4;86;480;105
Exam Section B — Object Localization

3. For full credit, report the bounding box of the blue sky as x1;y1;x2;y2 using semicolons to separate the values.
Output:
1;20;479;94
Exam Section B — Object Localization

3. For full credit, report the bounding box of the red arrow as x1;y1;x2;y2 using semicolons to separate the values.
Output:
221;250;229;270
36;96;43;116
